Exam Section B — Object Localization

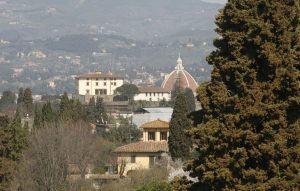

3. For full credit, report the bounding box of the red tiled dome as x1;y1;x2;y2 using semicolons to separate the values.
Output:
161;56;198;93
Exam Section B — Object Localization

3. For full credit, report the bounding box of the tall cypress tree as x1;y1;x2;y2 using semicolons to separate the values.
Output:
187;1;300;190
23;88;33;115
168;93;192;160
184;88;196;113
17;88;24;106
95;97;107;124
42;101;55;126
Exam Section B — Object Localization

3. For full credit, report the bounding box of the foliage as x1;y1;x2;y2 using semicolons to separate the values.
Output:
137;181;172;191
186;1;300;190
170;176;192;191
33;105;42;129
59;92;83;121
17;88;24;106
168;93;192;160
41;101;55;126
0;90;16;111
103;117;142;144
23;88;33;115
184;88;195;113
0;110;28;190
116;84;139;101
159;98;173;107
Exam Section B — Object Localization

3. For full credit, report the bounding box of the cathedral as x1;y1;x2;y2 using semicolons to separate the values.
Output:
161;55;198;93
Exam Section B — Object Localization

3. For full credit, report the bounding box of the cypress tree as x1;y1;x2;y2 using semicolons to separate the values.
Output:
95;97;107;124
33;105;42;129
42;101;55;125
23;88;33;115
186;1;300;190
17;88;24;106
184;88;196;113
168;93;192;160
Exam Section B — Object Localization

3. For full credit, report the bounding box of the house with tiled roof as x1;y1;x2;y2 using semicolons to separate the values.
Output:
114;119;169;176
134;87;171;102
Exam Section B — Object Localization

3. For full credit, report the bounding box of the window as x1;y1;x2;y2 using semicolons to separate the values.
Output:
104;82;107;86
148;132;155;141
113;78;116;80
153;93;156;96
86;78;89;80
86;82;89;86
149;156;155;168
96;82;99;86
114;82;116;86
104;78;107;81
149;93;152;96
160;132;168;141
86;90;90;94
96;78;98;81
96;89;107;95
146;93;148;96
131;156;136;163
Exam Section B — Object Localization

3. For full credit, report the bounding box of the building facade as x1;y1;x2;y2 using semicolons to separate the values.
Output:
114;119;169;176
134;87;171;102
76;71;124;96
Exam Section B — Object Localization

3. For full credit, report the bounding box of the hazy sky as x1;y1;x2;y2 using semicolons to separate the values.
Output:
202;0;227;4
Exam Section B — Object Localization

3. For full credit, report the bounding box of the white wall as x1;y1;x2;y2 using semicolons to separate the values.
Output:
134;92;170;101
77;77;123;96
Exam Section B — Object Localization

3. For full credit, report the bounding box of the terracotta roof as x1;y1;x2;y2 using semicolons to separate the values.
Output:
76;72;124;79
161;70;198;93
140;119;169;129
138;87;170;93
114;141;169;153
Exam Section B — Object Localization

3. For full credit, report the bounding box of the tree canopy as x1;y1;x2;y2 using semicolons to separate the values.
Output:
186;0;300;190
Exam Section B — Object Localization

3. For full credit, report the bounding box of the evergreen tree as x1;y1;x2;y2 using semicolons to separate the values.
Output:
0;109;28;190
42;101;55;125
33;105;42;129
23;88;33;115
95;97;108;124
0;91;16;111
85;97;96;122
168;93;192;160
17;88;24;106
184;88;196;113
186;1;300;190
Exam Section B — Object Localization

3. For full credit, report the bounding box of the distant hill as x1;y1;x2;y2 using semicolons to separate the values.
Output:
0;0;222;41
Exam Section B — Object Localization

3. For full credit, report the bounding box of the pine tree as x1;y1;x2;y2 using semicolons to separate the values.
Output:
23;88;33;115
186;1;300;190
168;93;192;160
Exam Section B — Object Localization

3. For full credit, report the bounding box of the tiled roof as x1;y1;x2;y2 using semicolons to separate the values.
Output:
138;87;170;93
140;119;169;129
76;72;124;79
114;141;169;153
161;70;198;93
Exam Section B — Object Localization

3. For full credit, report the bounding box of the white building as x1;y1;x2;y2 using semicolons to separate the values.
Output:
134;87;171;102
76;71;124;97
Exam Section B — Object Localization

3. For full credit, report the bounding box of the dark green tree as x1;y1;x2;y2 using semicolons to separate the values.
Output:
42;101;55;125
186;1;300;190
0;90;16;111
95;97;108;124
33;105;42;129
23;88;33;115
0;109;28;190
168;93;192;160
184;88;196;113
85;97;96;122
116;84;139;107
17;88;24;106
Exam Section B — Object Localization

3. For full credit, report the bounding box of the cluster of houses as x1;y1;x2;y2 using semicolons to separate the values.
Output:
73;56;198;186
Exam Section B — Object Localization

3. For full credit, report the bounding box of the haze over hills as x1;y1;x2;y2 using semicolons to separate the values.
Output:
0;0;222;41
0;0;223;94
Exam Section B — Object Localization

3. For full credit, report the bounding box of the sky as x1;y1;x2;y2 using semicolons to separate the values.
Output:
202;0;227;4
